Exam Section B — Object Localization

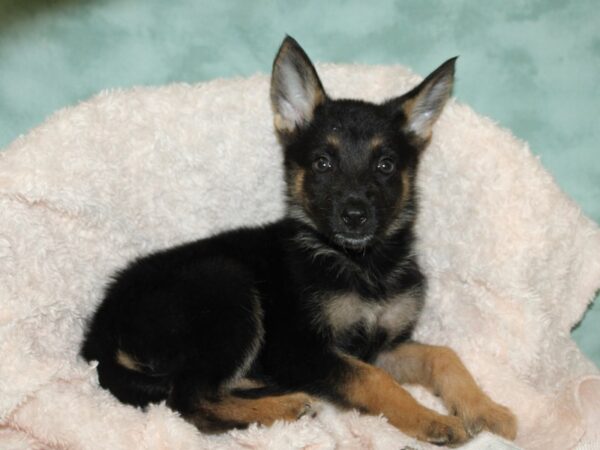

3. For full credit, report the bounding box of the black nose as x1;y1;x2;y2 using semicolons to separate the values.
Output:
341;206;368;229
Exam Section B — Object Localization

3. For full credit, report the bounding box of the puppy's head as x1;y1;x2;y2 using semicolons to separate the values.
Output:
271;36;455;250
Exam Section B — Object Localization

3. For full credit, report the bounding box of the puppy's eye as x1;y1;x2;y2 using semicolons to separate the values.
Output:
376;158;395;174
313;156;333;173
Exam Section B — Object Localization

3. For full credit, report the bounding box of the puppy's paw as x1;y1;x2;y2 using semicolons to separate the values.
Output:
459;399;517;440
419;414;469;447
273;392;321;422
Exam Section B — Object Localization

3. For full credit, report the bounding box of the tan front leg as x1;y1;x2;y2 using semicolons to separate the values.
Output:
375;342;517;440
340;355;469;446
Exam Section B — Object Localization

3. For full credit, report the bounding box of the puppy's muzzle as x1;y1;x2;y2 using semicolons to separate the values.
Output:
341;205;369;230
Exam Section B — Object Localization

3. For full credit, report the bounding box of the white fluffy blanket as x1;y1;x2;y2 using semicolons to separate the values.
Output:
1;64;599;450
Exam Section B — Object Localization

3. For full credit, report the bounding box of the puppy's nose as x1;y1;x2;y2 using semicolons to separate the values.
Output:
341;206;368;229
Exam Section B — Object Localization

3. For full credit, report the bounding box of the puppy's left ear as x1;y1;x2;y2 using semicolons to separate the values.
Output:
271;36;327;140
387;57;457;143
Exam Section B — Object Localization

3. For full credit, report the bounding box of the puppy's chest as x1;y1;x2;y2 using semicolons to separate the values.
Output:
321;291;421;350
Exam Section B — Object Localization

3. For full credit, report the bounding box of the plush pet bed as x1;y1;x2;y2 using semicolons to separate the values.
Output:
1;64;599;450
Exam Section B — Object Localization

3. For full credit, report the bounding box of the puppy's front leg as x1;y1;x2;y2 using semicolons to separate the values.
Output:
337;354;468;446
375;342;517;440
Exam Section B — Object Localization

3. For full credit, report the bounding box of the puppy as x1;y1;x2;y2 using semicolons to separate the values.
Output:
81;36;517;445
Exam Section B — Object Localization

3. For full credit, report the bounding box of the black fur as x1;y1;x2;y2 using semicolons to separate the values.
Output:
81;36;456;431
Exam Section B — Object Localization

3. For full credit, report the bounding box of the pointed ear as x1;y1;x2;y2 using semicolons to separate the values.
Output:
270;36;327;139
387;57;457;142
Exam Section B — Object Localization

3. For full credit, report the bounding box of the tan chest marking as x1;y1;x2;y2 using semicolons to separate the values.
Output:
324;292;421;338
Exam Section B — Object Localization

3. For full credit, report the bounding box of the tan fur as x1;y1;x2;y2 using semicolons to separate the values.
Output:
377;292;421;334
375;343;517;439
187;392;317;431
323;293;374;335
273;113;294;133
326;134;341;148
312;88;326;111
227;377;266;391
115;349;142;372
401;97;416;117
290;167;308;210
340;354;468;445
384;170;415;236
400;170;412;208
368;135;385;151
293;168;305;200
323;292;420;339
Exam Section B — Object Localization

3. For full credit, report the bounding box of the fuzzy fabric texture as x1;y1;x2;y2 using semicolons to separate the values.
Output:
0;64;599;450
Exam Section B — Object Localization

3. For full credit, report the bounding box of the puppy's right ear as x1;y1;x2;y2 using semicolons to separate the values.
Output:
271;36;327;140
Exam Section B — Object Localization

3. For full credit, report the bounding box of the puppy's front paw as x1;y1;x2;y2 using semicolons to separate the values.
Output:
459;399;517;440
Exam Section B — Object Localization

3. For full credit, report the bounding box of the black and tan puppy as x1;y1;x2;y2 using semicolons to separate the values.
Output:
81;37;517;445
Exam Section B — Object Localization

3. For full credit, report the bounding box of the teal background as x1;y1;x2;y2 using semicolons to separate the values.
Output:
0;0;598;366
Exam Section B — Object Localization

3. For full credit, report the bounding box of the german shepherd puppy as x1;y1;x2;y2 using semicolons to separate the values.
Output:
81;37;517;445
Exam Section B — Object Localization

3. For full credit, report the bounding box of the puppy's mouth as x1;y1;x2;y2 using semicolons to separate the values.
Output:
332;233;373;250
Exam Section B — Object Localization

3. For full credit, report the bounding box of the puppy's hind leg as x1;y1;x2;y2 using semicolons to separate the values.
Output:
375;342;517;440
181;386;319;433
168;376;318;433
